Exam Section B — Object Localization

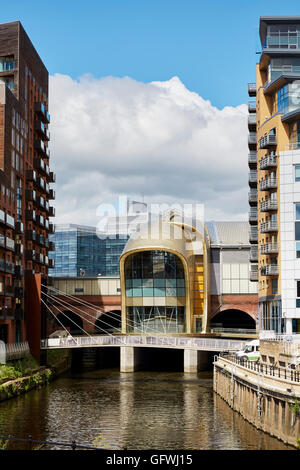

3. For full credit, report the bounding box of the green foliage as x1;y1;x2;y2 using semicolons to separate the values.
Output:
0;355;39;383
0;438;9;450
289;397;300;415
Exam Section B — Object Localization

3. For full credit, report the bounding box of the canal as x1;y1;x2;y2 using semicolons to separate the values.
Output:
0;367;294;450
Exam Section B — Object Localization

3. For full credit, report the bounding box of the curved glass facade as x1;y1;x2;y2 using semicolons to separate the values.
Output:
124;250;186;333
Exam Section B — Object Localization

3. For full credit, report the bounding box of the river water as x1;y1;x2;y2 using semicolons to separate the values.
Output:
0;368;294;450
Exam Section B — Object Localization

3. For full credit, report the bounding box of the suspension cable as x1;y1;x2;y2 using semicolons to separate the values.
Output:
45;298;92;337
43;290;122;337
42;283;161;335
41;298;76;339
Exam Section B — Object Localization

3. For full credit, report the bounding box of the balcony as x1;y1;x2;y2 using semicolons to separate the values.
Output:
36;253;44;264
248;189;257;205
261;243;279;255
248;101;256;113
34;158;48;175
26;250;36;261
250;245;258;262
15;244;24;256
38;196;45;209
49;259;55;268
26;189;36;202
15;222;24;234
6;214;15;229
248;113;257;129
259;177;277;191
260;221;278;233
49;206;55;217
25;210;36;222
259;198;278;212
0;234;4;248
259;154;277;170
25;230;36;242
34;102;50;124
248;152;257;168
0;210;5;225
49;188;55;200
250;267;258;282
248;170;257;187
259;134;277;149
249;209;258;224
26;169;37;183
49;172;56;183
261;265;279;276
249;226;258;243
34;120;50;141
248;132;257;149
5;237;15;251
49;223;55;234
248;83;256;97
14;265;24;278
5;261;14;274
49;241;55;251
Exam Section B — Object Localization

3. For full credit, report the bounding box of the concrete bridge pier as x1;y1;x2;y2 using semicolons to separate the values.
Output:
184;349;209;373
120;347;142;372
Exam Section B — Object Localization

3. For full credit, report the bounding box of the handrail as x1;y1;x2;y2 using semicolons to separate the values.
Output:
41;335;247;352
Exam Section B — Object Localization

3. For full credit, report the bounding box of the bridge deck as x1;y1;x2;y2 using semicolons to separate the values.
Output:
41;335;247;352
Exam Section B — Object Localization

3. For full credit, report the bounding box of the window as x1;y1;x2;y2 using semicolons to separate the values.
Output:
297;281;300;308
272;278;278;294
296;166;300;181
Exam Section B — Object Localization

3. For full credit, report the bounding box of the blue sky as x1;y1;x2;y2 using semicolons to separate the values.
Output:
2;0;300;108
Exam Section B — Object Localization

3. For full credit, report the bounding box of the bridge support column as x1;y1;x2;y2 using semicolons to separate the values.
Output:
184;349;209;373
120;347;141;373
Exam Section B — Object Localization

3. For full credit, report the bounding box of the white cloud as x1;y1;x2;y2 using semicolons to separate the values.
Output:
49;74;249;226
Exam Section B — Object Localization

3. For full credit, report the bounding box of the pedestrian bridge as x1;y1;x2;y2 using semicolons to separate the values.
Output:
41;335;247;352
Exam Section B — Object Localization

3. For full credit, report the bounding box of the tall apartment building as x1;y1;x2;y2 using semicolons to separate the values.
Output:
248;16;300;334
0;22;55;344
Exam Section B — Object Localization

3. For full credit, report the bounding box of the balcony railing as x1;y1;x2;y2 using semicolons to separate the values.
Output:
248;170;257;184
5;237;15;251
49;172;56;183
250;269;258;281
248;113;257;126
250;246;258;262
34;102;50;124
49;206;55;217
261;265;279;276
259;177;277;191
5;261;14;274
249;227;258;242
259;134;277;149
248;152;257;167
261;243;279;255
260;221;278;233
248;83;256;97
248;101;256;112
248;133;257;145
259;154;277;170
248;210;258;223
259;198;278;212
248;190;257;205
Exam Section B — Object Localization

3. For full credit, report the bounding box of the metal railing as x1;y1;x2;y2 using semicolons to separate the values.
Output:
259;177;277;191
5;341;30;361
218;354;300;383
260;221;278;233
259;154;277;170
210;328;258;336
260;243;278;254
41;335;247;352
259;199;278;212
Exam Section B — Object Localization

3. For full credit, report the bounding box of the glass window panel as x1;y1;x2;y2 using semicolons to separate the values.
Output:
166;287;177;297
296;298;300;308
132;279;142;288
295;222;300;240
154;278;165;287
132;288;142;297
177;288;185;297
166;279;176;288
142;278;153;288
154;287;165;296
176;279;185;287
143;288;154;297
125;288;133;297
295;165;300;181
125;279;132;288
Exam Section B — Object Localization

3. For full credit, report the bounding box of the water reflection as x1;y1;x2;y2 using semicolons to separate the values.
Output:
0;369;294;450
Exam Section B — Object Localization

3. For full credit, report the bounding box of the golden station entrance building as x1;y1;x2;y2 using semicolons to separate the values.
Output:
119;212;258;335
